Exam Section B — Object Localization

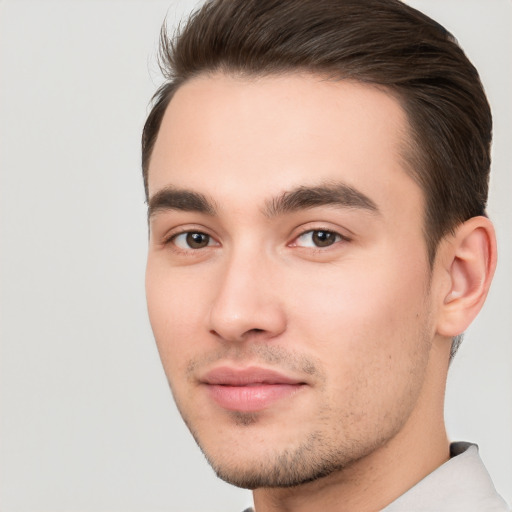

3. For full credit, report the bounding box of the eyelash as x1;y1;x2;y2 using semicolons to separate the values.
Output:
163;227;349;252
164;229;216;250
292;228;350;249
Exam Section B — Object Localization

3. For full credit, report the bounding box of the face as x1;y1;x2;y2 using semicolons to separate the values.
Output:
146;74;437;489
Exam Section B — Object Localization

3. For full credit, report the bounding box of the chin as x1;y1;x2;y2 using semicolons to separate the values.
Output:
192;426;354;489
211;459;344;490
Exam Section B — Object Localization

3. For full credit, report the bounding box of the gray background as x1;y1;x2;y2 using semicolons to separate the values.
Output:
1;0;510;510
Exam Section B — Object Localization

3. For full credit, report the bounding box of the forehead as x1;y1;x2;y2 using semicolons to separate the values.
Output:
148;73;420;218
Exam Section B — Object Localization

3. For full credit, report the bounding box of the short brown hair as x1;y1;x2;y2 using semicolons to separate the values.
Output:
142;0;492;263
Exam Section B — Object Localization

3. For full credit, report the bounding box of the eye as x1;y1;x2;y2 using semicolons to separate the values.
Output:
294;229;344;248
172;231;217;250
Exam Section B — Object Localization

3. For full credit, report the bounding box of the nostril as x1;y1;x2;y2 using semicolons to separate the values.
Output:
209;327;266;340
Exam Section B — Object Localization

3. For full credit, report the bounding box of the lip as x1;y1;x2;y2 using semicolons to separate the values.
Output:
200;366;307;412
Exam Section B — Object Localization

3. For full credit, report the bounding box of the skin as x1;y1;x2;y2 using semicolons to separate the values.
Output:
145;73;496;511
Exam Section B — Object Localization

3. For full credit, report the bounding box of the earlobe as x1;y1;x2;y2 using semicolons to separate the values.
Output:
436;216;497;337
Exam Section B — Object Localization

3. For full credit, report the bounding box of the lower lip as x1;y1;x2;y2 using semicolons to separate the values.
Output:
205;383;304;412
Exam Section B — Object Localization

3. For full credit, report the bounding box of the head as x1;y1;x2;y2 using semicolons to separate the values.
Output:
143;0;496;492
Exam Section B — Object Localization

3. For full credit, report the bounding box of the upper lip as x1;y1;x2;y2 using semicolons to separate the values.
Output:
201;366;305;386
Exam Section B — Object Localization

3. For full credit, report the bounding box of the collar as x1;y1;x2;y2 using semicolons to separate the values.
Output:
381;442;509;511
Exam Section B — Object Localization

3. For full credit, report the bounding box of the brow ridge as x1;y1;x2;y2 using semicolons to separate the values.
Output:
264;182;379;217
148;186;217;218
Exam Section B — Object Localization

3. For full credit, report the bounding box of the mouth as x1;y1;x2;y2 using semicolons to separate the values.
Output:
200;366;307;412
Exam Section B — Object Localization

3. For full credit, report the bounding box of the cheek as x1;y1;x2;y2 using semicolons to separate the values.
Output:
290;262;432;438
287;254;432;386
145;260;210;374
294;258;427;330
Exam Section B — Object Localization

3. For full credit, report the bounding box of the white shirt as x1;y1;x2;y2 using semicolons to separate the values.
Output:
382;442;509;512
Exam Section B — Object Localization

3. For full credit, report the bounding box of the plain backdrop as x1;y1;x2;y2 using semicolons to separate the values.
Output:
1;1;511;511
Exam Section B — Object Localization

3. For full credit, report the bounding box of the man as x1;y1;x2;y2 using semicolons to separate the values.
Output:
142;0;509;510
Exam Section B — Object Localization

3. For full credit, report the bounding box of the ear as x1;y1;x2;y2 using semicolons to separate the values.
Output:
436;216;497;337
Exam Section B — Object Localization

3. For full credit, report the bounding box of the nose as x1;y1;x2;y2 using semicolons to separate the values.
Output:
207;248;287;343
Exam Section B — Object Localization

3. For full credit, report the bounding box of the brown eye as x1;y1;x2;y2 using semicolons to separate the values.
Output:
187;232;210;248
173;232;213;249
312;230;337;247
295;229;343;248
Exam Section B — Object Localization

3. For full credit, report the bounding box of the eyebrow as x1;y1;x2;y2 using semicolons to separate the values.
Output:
148;186;217;218
147;181;379;219
264;182;379;217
